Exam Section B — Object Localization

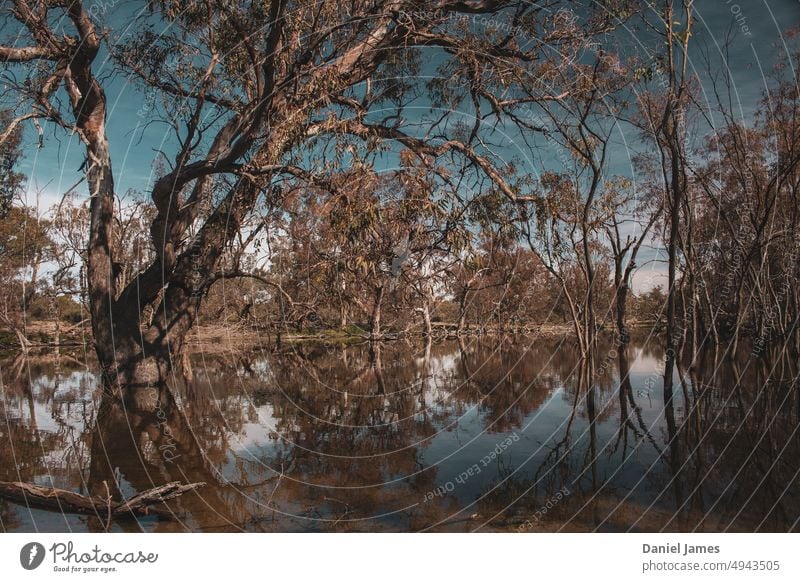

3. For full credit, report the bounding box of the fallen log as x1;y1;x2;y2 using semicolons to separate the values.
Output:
0;480;205;519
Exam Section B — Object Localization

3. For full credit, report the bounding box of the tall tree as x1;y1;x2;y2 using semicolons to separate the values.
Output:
638;0;694;361
0;109;24;218
0;205;52;351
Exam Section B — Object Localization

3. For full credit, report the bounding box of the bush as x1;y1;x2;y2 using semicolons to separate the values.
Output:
27;295;84;323
633;286;667;325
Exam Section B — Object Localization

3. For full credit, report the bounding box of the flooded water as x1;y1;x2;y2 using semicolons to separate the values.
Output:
1;333;798;532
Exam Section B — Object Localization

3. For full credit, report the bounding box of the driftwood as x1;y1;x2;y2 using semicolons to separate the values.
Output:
0;480;205;519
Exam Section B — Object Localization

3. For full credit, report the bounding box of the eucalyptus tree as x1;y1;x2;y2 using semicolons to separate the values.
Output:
0;108;23;218
1;0;630;392
602;175;662;342
520;172;587;347
0;204;52;352
690;74;800;356
633;0;695;360
327;170;406;337
322;168;461;337
450;188;520;335
513;40;633;358
0;108;33;348
394;166;467;336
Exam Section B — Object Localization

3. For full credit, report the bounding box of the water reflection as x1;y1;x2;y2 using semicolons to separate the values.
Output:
1;335;798;532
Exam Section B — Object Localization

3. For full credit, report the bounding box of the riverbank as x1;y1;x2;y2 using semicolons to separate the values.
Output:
1;319;661;353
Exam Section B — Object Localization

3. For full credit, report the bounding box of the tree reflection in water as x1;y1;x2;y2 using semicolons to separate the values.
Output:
1;335;798;532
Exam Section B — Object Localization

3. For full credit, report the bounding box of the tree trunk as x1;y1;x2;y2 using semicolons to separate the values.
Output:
581;192;598;356
662;0;692;363
421;300;432;336
616;282;630;344
52;301;61;359
62;18;125;393
0;312;31;354
665;137;683;359
457;288;468;334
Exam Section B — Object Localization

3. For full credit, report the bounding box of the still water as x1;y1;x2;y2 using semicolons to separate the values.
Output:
1;334;798;532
